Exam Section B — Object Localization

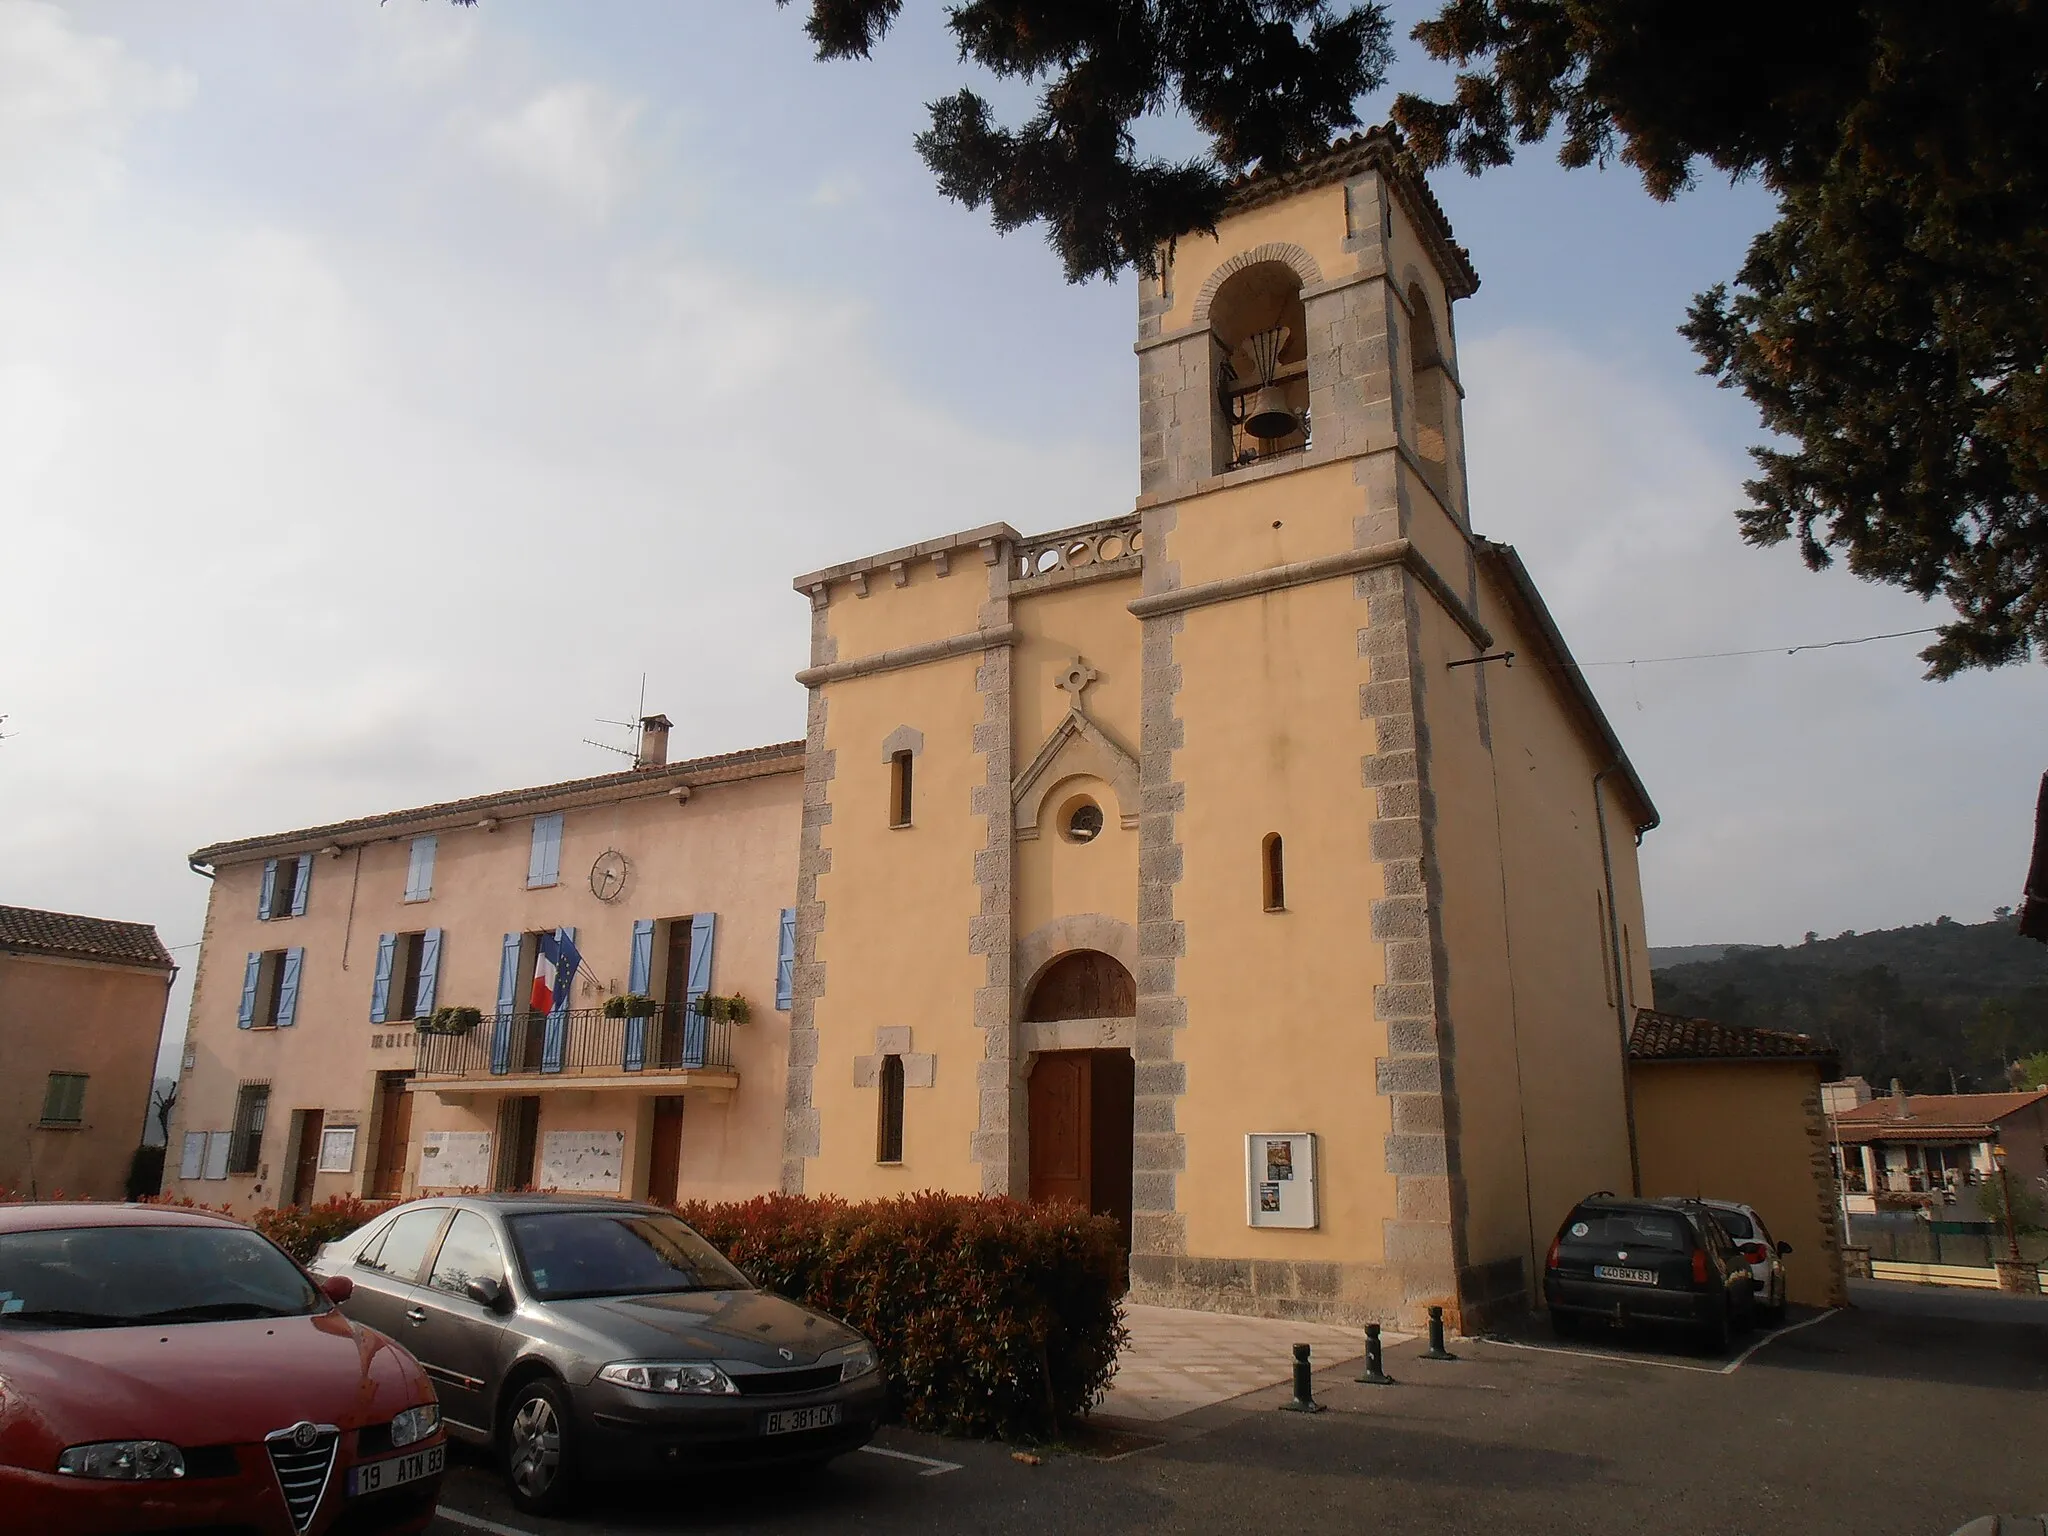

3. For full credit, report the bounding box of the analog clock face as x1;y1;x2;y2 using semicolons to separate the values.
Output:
590;849;629;903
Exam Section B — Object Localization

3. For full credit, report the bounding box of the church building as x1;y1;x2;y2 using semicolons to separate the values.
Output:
780;129;1658;1329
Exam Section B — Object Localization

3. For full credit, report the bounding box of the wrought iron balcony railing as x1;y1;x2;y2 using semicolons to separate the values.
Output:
414;1004;733;1082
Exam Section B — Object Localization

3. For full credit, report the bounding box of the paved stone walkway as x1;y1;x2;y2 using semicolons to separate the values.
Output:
1095;1303;1401;1423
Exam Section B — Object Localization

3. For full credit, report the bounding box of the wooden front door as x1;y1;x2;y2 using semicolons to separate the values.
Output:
370;1073;413;1197
288;1110;324;1207
646;1096;685;1206
1028;1053;1092;1211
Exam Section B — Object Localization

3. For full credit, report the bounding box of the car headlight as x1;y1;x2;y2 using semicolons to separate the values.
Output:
597;1361;738;1395
57;1441;186;1480
388;1404;440;1449
838;1344;878;1383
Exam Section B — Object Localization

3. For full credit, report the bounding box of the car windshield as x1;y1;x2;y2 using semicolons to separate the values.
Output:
1565;1209;1694;1251
1710;1208;1756;1241
0;1224;322;1329
507;1210;750;1301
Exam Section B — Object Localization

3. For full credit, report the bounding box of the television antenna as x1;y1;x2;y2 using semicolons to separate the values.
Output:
583;673;647;761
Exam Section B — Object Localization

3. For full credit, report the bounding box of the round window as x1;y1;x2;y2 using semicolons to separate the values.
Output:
1062;799;1104;843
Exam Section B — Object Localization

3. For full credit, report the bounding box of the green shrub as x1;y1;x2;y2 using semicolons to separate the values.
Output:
673;1192;1127;1441
251;1196;393;1262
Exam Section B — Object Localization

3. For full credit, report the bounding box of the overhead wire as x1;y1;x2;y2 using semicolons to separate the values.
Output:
1578;626;1941;669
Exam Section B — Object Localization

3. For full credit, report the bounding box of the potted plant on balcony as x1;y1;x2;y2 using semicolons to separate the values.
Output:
603;993;660;1019
695;993;751;1025
416;1005;482;1036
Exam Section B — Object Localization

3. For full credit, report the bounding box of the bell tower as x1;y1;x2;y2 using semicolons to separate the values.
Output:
1123;129;1516;1327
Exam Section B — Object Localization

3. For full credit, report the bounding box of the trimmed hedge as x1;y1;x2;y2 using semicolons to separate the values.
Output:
673;1192;1128;1441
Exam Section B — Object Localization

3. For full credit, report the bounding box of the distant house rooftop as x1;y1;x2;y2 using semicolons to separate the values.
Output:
1830;1089;2048;1144
0;905;175;971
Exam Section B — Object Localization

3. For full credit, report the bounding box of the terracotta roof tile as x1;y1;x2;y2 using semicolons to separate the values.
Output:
1831;1089;2048;1140
189;740;804;867
1628;1008;1836;1066
0;906;175;970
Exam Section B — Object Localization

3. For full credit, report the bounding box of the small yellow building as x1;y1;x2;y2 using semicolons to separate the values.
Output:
781;130;1659;1330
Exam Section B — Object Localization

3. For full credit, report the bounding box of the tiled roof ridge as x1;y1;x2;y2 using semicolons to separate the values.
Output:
1628;1006;1834;1063
189;739;805;866
1831;1087;2048;1127
0;905;175;970
1219;124;1480;300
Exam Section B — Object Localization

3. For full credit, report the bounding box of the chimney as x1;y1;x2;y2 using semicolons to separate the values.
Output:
1891;1077;1909;1118
636;714;672;770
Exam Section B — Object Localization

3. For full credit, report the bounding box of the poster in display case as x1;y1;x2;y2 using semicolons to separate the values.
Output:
1245;1132;1318;1229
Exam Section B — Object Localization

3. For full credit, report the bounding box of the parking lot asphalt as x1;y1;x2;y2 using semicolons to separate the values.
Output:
428;1282;2048;1536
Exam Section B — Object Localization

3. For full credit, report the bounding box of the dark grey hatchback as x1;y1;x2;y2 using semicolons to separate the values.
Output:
309;1195;883;1515
1543;1194;1758;1352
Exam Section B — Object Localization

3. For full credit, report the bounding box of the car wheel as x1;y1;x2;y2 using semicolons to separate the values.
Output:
502;1377;577;1517
1549;1308;1579;1340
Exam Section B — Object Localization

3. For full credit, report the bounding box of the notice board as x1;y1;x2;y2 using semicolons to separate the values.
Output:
419;1130;492;1189
540;1130;625;1192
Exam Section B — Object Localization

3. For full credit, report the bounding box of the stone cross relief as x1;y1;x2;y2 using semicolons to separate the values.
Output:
851;1026;936;1089
1054;654;1099;706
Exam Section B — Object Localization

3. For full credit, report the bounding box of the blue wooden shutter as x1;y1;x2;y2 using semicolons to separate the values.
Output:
528;813;563;888
492;932;521;1075
623;919;655;1071
257;859;278;921
289;856;311;917
406;837;436;902
416;929;443;1015
776;908;796;1011
276;948;304;1027
237;951;261;1029
369;933;396;1023
683;913;716;1068
540;925;575;1073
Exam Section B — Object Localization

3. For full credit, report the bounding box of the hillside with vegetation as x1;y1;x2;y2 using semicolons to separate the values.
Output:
1651;916;2048;1093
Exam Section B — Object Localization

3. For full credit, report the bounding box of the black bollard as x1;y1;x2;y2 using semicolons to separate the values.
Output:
1356;1322;1394;1385
1421;1304;1458;1361
1280;1342;1324;1413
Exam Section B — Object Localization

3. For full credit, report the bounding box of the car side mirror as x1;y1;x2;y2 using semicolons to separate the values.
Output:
1777;1241;1793;1256
319;1275;354;1304
465;1276;511;1312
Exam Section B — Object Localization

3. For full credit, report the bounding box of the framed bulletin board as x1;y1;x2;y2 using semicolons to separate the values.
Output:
317;1125;358;1174
1245;1132;1318;1229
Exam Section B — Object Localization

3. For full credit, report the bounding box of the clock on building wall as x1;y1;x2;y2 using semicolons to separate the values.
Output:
590;849;630;903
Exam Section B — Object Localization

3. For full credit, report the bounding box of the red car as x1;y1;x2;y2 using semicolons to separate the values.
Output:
0;1203;445;1535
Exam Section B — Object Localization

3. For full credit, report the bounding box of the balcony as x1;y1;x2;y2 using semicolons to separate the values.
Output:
412;1005;736;1097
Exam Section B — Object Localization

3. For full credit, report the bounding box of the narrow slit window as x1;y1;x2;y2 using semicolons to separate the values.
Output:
889;751;914;828
877;1054;905;1162
1262;833;1286;912
1622;923;1635;1006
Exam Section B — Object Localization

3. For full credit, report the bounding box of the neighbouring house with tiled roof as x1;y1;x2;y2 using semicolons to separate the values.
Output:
1;904;177;1200
1828;1082;2048;1217
1626;1008;1849;1308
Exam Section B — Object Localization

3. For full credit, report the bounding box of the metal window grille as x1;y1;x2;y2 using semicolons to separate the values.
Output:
229;1084;270;1174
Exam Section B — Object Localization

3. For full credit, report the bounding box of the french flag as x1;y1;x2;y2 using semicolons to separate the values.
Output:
530;929;582;1014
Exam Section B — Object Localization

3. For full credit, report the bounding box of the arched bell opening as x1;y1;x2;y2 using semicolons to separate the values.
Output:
1210;261;1310;471
1407;282;1453;506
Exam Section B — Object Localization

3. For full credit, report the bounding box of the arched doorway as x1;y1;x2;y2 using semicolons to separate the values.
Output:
1024;951;1136;1255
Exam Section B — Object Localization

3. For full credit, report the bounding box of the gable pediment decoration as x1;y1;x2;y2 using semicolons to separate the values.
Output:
1013;707;1140;838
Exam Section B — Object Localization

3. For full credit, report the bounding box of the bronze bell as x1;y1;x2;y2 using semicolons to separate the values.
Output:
1244;384;1301;440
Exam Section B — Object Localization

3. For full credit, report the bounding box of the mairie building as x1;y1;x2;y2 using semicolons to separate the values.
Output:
167;130;1662;1329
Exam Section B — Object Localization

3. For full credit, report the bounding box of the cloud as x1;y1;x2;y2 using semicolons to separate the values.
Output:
471;81;645;221
809;173;863;208
0;3;191;220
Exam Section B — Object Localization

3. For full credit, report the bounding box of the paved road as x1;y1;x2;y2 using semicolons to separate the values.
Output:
430;1283;2048;1535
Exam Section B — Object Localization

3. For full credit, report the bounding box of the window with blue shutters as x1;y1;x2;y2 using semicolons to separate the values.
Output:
492;932;522;1075
682;913;716;1068
404;836;437;902
373;931;443;1022
623;919;655;1070
257;855;311;921
238;951;263;1029
527;813;564;888
275;948;304;1027
416;929;442;1015
776;908;796;1011
245;948;305;1028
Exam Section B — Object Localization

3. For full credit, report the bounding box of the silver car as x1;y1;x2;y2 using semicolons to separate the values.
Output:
310;1195;884;1515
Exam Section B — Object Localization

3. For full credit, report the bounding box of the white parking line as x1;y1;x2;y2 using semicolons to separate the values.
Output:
436;1508;539;1536
858;1444;964;1476
1479;1308;1842;1376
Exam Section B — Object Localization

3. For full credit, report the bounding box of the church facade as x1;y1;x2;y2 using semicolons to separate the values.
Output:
780;130;1659;1329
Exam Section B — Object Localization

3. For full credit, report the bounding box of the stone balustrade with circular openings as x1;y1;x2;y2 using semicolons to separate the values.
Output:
1011;518;1144;586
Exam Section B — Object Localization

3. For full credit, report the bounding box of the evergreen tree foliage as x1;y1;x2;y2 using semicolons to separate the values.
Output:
1390;2;2048;676
783;1;1394;281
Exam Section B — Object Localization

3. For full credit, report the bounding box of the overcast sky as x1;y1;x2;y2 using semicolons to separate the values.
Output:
5;2;2043;1077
